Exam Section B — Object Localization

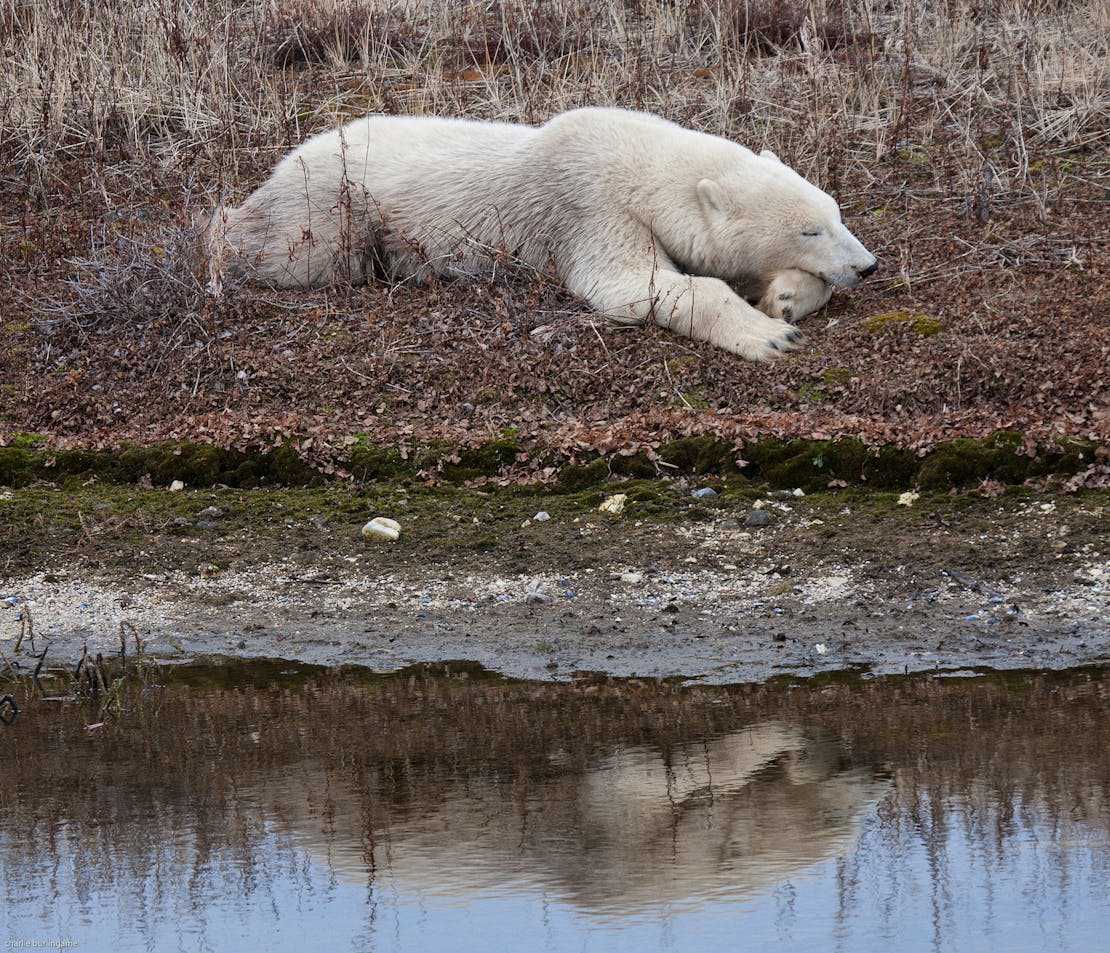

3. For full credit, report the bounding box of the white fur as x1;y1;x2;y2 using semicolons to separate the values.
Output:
211;108;877;361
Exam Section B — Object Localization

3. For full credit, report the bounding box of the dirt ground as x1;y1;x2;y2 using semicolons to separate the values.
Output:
2;481;1106;682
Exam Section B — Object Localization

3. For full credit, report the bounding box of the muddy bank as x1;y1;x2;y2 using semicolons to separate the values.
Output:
3;478;1106;682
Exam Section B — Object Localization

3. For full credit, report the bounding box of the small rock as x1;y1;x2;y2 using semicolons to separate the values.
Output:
897;491;920;507
526;592;552;605
745;509;777;528
691;487;718;499
362;516;401;541
815;643;828;655
533;511;551;522
598;493;627;515
169;480;185;492
792;488;806;497
619;572;643;584
770;489;794;501
196;506;224;519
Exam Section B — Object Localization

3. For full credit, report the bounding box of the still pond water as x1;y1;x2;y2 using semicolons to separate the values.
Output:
1;661;1107;952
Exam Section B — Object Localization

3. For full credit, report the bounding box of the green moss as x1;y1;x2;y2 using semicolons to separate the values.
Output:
658;436;738;475
609;453;657;479
745;438;867;491
822;366;856;386
678;391;713;409
862;311;944;336
620;480;680;505
741;439;921;491
0;447;35;486
0;442;319;489
916;431;1094;489
0;432;1097;494
439;438;522;482
349;443;410;480
867;445;919;488
5;433;44;450
558;458;611;490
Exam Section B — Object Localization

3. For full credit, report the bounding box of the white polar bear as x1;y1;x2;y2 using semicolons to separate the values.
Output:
210;108;877;361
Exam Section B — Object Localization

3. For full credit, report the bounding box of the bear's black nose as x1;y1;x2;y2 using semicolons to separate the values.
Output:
859;261;878;279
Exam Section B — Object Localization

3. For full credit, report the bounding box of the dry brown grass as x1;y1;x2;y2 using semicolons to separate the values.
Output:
3;1;1106;198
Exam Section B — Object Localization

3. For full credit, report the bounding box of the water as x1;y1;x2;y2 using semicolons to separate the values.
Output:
2;662;1107;952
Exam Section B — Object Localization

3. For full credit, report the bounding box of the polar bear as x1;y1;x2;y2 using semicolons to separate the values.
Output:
210;108;877;361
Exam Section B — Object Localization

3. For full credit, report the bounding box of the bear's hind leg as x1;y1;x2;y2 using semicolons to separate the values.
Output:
757;269;833;323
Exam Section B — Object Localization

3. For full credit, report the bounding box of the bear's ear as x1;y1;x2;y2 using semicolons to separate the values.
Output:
697;178;726;220
760;148;781;163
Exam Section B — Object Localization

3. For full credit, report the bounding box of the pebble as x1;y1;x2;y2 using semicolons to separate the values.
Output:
745;509;777;528
526;592;552;605
619;572;643;584
196;506;224;519
361;516;401;541
897;491;920;507
691;487;718;499
169;480;184;492
533;511;551;522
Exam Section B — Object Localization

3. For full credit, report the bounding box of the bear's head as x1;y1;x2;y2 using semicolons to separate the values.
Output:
694;152;877;290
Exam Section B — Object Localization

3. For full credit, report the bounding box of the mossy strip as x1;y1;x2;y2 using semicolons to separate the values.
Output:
0;432;1098;491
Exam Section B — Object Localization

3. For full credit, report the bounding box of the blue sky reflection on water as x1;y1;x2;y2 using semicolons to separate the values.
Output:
1;665;1107;953
7;808;1106;953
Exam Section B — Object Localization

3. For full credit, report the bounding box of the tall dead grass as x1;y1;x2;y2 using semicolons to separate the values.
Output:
2;1;1106;188
0;0;1107;318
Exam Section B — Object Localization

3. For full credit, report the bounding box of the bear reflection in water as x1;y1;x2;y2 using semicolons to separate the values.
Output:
259;721;890;912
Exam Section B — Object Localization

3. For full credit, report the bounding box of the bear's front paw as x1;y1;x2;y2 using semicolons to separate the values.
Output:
732;317;806;362
758;270;833;323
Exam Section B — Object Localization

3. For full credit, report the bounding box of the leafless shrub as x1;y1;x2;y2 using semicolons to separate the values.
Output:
260;0;426;67
36;198;226;331
451;0;616;67
685;0;863;54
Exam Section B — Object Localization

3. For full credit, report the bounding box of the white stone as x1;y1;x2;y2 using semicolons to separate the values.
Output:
361;517;401;541
598;493;627;515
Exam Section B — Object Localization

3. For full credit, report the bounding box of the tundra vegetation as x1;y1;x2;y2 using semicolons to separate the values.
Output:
0;0;1107;485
